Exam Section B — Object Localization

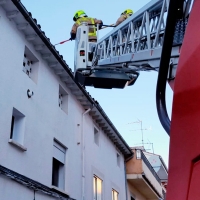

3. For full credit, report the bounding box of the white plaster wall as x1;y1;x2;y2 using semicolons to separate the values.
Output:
0;5;127;200
0;5;83;200
84;116;127;200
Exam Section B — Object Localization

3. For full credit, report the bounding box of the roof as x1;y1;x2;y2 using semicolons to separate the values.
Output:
1;0;133;159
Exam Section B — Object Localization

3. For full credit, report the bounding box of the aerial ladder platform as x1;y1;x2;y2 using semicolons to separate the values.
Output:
72;0;200;198
74;0;190;89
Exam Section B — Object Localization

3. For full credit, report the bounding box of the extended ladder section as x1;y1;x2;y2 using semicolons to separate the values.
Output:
94;0;176;70
75;0;190;89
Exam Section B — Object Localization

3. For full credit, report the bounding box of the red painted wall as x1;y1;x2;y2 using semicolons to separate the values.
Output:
167;0;200;199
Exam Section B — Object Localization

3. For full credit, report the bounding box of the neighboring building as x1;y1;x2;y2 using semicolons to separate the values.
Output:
0;1;133;200
126;147;168;200
143;151;168;196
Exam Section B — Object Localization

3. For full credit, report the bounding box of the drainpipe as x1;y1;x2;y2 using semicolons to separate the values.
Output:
81;107;92;200
124;154;134;200
124;162;128;200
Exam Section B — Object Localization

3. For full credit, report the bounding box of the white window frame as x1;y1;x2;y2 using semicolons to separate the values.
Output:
52;139;67;190
9;108;26;146
136;149;141;159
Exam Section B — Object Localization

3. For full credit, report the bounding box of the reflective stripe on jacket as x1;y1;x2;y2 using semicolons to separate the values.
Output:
76;17;96;37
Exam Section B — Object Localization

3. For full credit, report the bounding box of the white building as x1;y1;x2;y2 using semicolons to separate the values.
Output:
0;1;133;200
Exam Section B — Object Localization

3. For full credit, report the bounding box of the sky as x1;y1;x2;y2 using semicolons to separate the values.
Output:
21;0;173;165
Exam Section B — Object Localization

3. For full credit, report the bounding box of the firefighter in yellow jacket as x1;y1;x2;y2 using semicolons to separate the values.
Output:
115;9;133;26
70;10;103;41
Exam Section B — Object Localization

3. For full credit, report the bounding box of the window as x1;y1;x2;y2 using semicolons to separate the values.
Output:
112;189;119;200
52;139;66;190
93;175;103;200
9;108;25;146
23;53;32;78
94;127;99;145
22;46;39;83
58;85;68;114
117;153;120;167
136;149;141;159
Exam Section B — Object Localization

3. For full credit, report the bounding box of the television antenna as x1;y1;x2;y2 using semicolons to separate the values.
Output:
134;142;154;154
128;119;150;146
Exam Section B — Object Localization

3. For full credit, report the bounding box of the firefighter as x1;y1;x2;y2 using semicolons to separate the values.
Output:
115;9;133;26
70;10;103;42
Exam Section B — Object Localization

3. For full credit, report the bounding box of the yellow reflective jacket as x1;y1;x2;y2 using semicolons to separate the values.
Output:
76;17;96;37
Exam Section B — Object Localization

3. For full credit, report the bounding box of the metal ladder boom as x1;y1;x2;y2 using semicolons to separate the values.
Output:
75;0;191;89
92;0;187;72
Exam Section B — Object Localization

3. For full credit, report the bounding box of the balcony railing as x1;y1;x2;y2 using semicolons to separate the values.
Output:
140;150;161;184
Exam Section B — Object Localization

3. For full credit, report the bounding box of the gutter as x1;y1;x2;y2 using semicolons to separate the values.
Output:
81;108;92;200
124;162;128;200
124;152;134;200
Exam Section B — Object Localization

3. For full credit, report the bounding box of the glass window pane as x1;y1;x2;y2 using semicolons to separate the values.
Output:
112;190;114;200
97;178;102;200
94;176;102;200
136;150;141;159
114;191;118;200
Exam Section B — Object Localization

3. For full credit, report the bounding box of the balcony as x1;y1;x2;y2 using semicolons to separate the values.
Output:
126;149;164;199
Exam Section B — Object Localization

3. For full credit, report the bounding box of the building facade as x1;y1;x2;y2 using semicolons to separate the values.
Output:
126;148;168;200
0;1;133;200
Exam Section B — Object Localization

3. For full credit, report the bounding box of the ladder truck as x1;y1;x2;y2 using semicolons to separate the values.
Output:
74;0;183;90
74;0;200;199
74;0;188;133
